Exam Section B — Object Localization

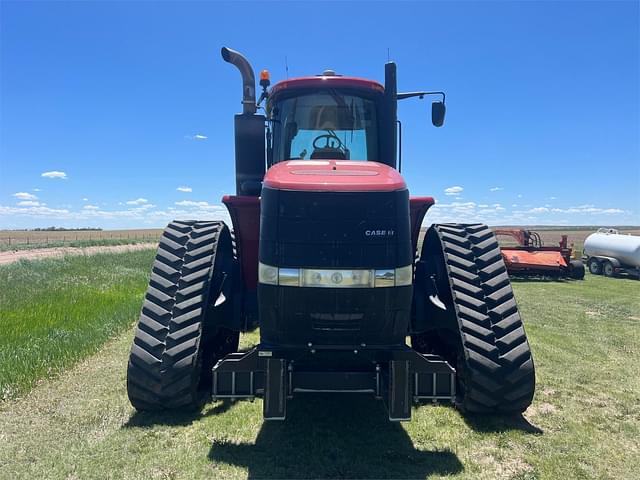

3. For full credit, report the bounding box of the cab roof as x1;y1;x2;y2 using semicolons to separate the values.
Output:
269;76;384;99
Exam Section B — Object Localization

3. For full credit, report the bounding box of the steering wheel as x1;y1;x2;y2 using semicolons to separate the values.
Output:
312;133;344;151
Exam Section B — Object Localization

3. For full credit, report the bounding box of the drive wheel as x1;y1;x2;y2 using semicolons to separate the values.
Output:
412;224;535;413
127;220;238;411
588;258;601;275
568;260;585;280
602;261;615;277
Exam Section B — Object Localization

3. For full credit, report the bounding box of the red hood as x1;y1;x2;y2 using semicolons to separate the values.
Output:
263;160;406;192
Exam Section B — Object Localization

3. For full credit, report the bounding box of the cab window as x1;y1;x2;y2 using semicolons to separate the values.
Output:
270;90;378;162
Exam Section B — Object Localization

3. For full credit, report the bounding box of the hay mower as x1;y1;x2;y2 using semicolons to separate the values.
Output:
126;47;535;421
495;229;584;279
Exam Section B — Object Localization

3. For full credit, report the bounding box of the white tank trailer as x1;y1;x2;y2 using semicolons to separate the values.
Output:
583;228;640;278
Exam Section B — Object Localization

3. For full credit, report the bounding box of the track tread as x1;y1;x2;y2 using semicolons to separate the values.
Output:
420;223;535;413
126;220;235;411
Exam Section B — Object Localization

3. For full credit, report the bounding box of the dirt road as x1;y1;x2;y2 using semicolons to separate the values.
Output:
0;242;157;266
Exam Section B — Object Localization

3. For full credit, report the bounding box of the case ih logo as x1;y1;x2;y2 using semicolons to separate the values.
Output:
365;229;395;237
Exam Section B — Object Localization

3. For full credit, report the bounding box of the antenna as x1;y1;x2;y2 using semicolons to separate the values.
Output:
285;55;289;79
387;48;390;62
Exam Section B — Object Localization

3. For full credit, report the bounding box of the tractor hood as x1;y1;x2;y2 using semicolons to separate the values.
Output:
263;160;406;192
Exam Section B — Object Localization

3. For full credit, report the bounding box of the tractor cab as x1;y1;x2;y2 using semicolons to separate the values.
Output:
266;76;384;163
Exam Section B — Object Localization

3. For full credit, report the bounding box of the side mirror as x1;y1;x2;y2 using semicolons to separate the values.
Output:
432;101;446;127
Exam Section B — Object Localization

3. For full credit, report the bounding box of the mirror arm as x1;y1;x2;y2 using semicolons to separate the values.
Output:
397;91;445;103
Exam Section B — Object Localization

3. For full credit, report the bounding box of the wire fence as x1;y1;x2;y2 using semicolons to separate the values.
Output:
0;231;163;248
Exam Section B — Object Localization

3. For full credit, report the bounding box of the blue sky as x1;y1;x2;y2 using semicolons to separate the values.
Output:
1;0;638;229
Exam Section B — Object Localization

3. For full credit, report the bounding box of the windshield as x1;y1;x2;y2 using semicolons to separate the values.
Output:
270;90;378;162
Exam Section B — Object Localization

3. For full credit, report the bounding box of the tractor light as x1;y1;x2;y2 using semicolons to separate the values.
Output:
259;69;271;88
374;269;395;287
301;268;374;288
278;268;300;287
394;265;413;286
258;263;413;288
258;262;279;285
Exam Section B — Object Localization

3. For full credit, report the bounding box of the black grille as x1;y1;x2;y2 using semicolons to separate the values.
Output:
311;313;363;332
260;187;411;269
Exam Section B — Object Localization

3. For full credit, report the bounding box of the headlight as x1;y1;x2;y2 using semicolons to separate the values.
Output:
301;268;373;288
258;262;279;285
394;265;413;286
258;263;413;288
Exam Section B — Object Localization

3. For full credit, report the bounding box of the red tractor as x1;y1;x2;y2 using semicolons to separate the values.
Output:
495;229;585;279
126;48;535;421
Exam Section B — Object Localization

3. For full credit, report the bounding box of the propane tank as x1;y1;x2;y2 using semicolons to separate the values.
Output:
583;229;640;268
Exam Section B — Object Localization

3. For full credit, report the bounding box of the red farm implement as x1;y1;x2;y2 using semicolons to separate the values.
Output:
494;229;584;279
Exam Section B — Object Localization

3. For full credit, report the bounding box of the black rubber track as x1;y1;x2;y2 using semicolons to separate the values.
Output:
415;223;535;413
127;220;237;411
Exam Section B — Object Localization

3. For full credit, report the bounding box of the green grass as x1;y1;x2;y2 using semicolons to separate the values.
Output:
0;250;156;400
0;261;639;478
0;237;157;252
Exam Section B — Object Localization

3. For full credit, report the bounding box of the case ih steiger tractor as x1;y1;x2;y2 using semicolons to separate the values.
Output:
126;47;535;421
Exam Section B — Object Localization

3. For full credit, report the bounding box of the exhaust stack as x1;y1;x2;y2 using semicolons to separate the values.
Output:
221;47;257;115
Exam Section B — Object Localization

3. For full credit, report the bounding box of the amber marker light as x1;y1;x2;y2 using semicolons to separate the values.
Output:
260;69;271;88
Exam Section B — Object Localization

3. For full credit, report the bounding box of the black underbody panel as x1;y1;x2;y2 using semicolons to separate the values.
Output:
259;284;412;346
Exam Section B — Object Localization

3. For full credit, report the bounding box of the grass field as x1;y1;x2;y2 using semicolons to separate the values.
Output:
0;251;639;479
0;250;156;400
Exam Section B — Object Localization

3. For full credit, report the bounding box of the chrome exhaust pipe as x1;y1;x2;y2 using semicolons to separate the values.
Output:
221;47;257;115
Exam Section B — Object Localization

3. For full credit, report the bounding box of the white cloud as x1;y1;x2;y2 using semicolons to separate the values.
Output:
13;192;38;200
188;134;208;140
489;187;503;192
83;205;100;210
514;205;626;216
17;200;41;207
177;186;192;192
131;203;156;211
444;186;464;196
41;171;67;179
436;201;476;210
517;194;523;198
33;188;42;192
549;196;557;200
175;200;207;207
82;197;89;201
0;204;71;218
174;200;223;210
126;198;148;205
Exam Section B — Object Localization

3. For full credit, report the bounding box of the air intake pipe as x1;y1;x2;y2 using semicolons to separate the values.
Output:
221;47;257;115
